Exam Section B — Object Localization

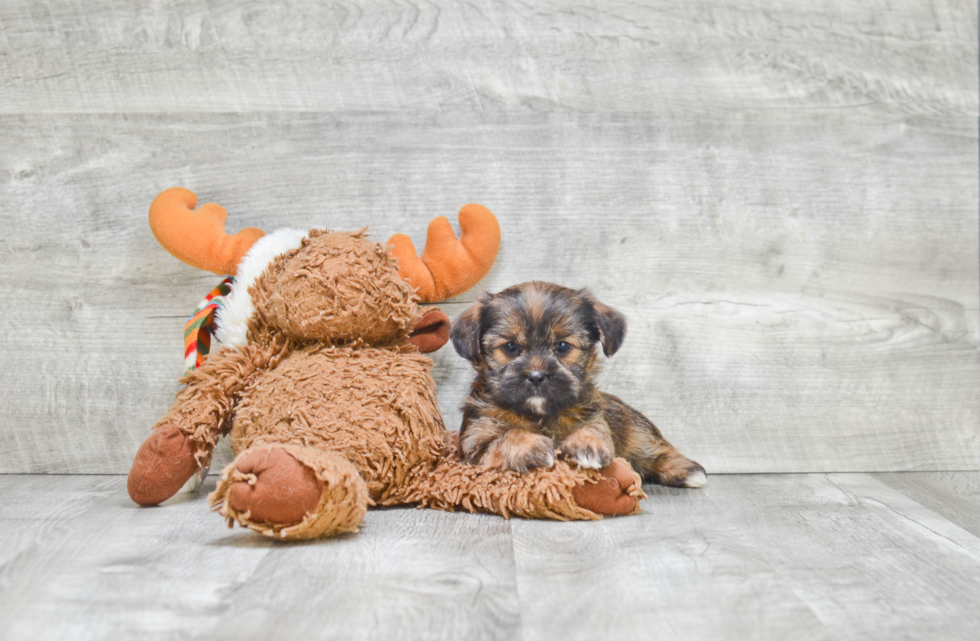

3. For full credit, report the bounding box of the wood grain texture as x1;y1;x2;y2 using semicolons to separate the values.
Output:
1;110;976;474
1;0;977;474
0;475;520;641
511;473;980;641
193;508;522;641
0;476;275;640
0;1;975;116
0;475;121;570
875;471;980;537
2;473;980;640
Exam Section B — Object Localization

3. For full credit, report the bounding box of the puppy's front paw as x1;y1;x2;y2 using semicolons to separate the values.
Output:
558;427;615;470
485;431;556;473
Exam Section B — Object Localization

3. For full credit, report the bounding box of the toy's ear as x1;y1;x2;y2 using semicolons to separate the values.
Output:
586;294;627;357
408;308;451;353
450;295;490;364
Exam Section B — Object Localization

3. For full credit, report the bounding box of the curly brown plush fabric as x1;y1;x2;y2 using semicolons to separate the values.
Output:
131;222;645;540
254;229;420;346
212;444;370;540
156;333;292;467
227;343;449;503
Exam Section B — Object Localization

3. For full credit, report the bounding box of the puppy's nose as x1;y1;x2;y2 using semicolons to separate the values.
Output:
525;370;547;386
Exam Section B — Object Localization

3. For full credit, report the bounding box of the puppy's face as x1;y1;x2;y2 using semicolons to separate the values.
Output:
451;282;626;418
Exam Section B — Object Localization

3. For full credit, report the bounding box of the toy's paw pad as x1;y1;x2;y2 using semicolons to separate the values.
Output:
227;447;322;526
128;423;200;507
572;458;644;516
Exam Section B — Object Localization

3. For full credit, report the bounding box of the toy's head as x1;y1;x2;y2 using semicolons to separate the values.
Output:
149;188;500;353
248;228;421;346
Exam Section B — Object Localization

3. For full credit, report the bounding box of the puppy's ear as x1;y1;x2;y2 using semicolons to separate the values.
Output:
586;295;627;357
451;294;489;364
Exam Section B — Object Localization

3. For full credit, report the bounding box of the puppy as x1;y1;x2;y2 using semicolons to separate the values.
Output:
450;281;706;488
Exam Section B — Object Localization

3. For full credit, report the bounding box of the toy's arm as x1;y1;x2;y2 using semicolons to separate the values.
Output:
166;338;287;460
407;451;646;521
128;337;291;506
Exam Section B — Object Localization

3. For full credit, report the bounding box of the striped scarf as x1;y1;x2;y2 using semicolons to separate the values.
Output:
183;278;233;375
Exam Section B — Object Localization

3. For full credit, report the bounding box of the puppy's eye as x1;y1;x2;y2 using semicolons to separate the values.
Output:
556;341;573;355
502;341;521;356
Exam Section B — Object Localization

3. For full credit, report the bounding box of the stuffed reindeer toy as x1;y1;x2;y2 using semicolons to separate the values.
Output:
128;188;645;540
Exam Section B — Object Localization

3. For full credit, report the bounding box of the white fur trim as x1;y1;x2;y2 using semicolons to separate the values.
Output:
214;228;308;348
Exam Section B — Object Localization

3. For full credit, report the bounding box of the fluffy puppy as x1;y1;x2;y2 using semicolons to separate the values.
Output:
450;281;706;488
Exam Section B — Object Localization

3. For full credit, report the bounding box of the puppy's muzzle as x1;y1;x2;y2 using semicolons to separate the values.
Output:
525;370;548;386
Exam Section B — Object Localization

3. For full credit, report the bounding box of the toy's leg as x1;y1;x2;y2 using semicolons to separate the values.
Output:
209;443;369;540
128;424;200;506
413;455;646;521
570;458;645;516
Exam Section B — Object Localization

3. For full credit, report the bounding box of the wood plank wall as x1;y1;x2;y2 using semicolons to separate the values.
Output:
0;1;976;474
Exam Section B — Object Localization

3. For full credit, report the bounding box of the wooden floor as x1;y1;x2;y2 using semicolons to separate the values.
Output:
1;472;978;640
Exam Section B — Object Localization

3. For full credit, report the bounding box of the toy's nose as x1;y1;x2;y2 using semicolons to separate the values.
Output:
525;370;547;386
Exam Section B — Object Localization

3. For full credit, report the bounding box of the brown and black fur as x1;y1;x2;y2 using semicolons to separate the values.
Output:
450;281;706;488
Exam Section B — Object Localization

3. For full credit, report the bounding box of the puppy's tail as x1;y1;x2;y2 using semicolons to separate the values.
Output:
410;450;645;521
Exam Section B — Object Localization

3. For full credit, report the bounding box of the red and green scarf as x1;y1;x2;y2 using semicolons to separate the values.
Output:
183;278;233;375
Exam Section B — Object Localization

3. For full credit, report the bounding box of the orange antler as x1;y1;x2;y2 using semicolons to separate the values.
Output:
148;187;265;276
387;204;501;302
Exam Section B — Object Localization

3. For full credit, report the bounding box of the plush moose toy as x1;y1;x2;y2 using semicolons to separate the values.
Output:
128;188;645;540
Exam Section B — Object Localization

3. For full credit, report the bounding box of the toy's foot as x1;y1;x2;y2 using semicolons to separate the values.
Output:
225;447;322;526
571;458;647;516
128;423;201;506
211;445;370;540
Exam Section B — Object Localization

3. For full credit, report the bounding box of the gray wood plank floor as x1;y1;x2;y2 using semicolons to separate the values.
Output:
1;473;978;641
